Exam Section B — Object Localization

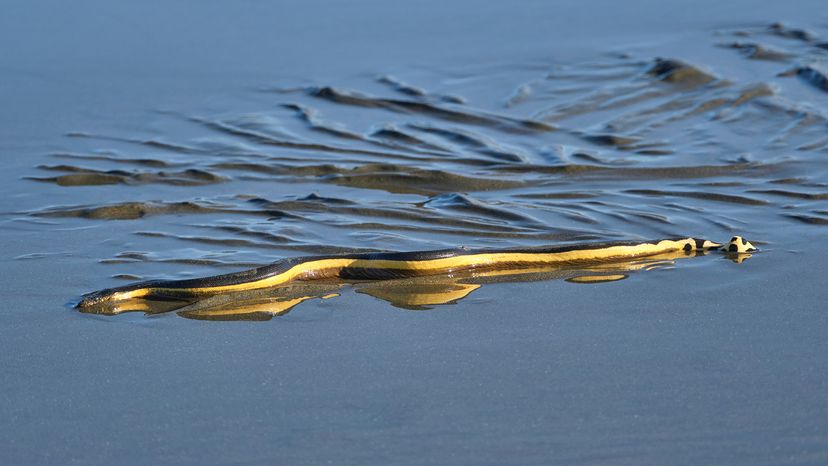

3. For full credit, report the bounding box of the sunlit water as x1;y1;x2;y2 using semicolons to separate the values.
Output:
1;1;827;464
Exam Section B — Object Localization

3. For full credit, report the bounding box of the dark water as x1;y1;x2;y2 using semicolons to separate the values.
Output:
2;1;828;464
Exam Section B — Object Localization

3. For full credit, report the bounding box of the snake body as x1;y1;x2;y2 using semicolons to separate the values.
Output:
76;236;754;309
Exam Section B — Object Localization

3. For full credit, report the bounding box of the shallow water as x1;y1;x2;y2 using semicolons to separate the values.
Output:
2;0;828;464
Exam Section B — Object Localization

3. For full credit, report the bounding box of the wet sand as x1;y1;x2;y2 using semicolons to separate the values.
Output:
2;0;828;464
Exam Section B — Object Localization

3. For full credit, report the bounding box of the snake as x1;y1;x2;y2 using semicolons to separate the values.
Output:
75;236;755;310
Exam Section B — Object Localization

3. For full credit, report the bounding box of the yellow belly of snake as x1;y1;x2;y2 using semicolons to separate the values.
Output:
76;236;752;312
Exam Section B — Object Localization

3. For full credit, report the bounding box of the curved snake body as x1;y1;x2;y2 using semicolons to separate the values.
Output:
76;236;754;309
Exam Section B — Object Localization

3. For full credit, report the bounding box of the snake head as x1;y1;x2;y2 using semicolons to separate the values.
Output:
75;289;110;309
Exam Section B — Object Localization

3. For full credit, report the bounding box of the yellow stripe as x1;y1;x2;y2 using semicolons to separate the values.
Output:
179;297;312;319
110;238;695;301
567;274;628;283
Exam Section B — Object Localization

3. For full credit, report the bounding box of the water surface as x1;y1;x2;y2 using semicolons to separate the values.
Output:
1;1;827;464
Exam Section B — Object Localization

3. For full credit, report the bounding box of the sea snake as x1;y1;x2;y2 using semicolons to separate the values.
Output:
75;236;755;310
